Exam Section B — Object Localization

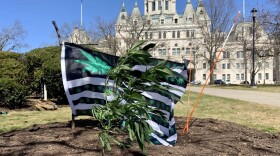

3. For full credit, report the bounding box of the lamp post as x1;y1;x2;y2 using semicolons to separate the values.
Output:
251;8;257;87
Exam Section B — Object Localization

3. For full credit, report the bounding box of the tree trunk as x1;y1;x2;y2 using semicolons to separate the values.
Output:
274;53;280;84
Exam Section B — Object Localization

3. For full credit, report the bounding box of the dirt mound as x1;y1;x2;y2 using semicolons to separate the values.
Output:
0;117;279;156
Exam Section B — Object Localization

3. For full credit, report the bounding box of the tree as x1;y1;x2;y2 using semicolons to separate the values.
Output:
115;13;152;54
58;21;92;44
197;0;237;84
89;17;121;55
0;21;27;51
258;0;280;84
0;51;27;108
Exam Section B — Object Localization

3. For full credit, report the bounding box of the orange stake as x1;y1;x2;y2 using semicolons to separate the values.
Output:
182;11;241;134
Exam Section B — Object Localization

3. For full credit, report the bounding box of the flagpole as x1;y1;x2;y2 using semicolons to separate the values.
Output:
81;0;84;27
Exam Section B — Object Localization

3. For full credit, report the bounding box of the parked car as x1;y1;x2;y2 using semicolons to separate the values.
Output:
240;81;250;84
214;79;225;84
190;80;201;85
225;80;231;85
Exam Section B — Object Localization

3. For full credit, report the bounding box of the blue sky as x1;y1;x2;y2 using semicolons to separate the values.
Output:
0;0;270;52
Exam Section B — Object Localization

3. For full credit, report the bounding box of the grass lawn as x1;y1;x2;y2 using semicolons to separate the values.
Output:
0;107;72;133
176;92;280;133
1;92;280;134
206;84;280;93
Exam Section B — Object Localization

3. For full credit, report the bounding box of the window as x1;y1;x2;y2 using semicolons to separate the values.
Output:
165;0;169;10
236;74;240;80
163;32;166;38
227;63;230;69
134;21;137;25
145;32;148;39
158;31;162;39
227;74;231;81
222;64;226;69
258;73;262;80
174;19;178;23
265;62;269;68
150;32;153;39
222;74;226;81
241;63;245;69
186;30;190;37
147;20;151;25
249;27;253;34
186;48;190;55
158;48;166;56
158;1;162;10
191;30;195;37
223;51;230;58
258;62;262;69
265;73;269;80
203;63;206;69
236;63;240;69
203;74;206;80
237;51;244;58
160;19;164;24
132;33;135;39
172;31;175;38
213;74;217;80
152;1;156;11
241;73;244;80
177;31;180;38
172;48;180;55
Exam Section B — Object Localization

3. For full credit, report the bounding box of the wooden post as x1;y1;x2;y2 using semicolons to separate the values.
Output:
71;114;76;129
52;20;62;46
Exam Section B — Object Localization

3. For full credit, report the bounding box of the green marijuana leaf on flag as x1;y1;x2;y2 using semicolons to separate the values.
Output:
74;49;111;75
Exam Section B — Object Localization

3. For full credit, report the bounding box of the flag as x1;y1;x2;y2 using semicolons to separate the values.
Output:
61;42;188;146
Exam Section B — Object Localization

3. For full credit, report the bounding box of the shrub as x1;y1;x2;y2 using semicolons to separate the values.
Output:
25;46;67;103
0;78;27;109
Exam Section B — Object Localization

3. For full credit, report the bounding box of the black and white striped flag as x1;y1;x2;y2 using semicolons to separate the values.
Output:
61;42;188;146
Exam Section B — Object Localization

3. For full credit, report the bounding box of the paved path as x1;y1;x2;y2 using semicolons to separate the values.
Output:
190;87;280;107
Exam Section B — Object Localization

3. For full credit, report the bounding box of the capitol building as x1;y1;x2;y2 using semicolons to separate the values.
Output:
114;0;275;84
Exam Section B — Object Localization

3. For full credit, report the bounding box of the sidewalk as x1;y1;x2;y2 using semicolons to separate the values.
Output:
190;86;280;107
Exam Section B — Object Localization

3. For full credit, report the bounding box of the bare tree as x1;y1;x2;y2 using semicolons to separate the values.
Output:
0;21;27;51
115;15;152;52
197;0;237;84
258;0;280;84
59;21;80;41
89;17;121;55
57;21;91;45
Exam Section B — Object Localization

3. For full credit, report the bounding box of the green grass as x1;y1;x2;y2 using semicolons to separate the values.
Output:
176;92;280;133
0;107;72;133
1;92;280;134
207;84;280;93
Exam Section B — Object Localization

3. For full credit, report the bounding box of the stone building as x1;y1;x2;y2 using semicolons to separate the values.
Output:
115;0;275;84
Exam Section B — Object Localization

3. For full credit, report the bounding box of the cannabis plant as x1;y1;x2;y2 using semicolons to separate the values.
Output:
92;41;184;155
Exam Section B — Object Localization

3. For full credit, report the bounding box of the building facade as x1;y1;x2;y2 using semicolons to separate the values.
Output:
115;0;275;84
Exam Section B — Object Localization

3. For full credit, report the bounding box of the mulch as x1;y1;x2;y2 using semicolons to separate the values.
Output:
0;116;280;156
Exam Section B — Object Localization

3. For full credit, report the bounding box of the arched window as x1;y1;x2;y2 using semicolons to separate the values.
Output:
186;30;190;37
163;32;166;38
177;31;180;38
172;31;175;38
159;31;162;39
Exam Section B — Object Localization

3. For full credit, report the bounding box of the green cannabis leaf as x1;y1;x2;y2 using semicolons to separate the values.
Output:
75;50;111;75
